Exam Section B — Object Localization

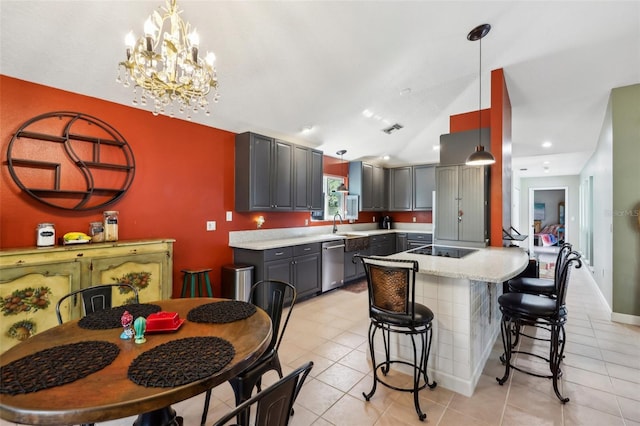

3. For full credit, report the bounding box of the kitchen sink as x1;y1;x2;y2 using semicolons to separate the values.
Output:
343;236;369;252
335;232;369;238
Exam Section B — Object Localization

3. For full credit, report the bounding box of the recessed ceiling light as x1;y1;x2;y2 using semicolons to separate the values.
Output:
543;161;550;165
382;155;390;160
542;141;552;148
362;109;374;118
301;125;313;133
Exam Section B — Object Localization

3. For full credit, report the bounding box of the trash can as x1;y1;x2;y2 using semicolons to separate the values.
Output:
221;264;254;301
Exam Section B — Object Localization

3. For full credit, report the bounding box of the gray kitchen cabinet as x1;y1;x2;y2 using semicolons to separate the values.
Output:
293;146;324;211
435;165;488;245
235;132;293;212
233;243;321;300
349;162;387;211
389;166;413;211
413;165;436;210
407;232;432;249
343;247;368;282
396;233;408;252
369;233;396;256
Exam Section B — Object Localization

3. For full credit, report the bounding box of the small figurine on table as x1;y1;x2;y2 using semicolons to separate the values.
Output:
120;310;134;340
134;316;147;344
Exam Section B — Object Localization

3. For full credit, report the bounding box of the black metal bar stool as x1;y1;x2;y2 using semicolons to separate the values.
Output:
180;268;213;297
507;243;573;297
357;256;437;421
496;250;582;403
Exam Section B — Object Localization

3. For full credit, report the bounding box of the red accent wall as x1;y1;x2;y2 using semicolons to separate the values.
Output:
2;76;426;296
448;68;512;247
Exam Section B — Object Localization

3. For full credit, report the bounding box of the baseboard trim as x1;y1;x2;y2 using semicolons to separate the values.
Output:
611;312;640;326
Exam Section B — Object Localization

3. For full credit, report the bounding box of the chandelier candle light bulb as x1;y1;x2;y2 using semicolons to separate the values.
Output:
117;0;219;117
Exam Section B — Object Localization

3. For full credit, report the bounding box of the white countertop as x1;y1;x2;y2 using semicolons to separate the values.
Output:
388;246;529;283
229;228;431;250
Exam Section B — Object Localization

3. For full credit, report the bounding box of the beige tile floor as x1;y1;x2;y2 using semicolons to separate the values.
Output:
3;254;639;426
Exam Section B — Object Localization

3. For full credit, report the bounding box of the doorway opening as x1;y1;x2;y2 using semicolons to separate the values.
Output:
528;187;568;258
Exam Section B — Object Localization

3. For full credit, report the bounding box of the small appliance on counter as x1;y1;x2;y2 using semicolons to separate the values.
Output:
379;215;392;230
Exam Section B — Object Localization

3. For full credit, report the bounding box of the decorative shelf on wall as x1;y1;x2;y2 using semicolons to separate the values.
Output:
6;112;135;211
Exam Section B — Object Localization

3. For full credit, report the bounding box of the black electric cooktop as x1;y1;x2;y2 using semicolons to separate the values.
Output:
407;245;478;259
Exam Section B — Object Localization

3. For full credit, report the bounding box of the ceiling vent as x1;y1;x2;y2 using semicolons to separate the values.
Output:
382;123;404;134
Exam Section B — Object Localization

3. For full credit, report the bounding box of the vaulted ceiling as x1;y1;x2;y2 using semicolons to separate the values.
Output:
1;1;638;177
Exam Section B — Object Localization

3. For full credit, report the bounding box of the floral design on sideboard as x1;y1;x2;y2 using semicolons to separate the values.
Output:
3;287;51;342
112;272;151;304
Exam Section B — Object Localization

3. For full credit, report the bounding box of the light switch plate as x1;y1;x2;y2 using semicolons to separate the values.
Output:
206;221;216;231
226;211;232;221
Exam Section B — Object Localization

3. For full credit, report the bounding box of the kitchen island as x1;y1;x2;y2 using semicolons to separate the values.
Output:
384;246;529;397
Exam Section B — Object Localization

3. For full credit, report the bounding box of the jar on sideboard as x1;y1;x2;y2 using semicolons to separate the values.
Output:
89;221;105;243
36;223;55;247
103;211;119;242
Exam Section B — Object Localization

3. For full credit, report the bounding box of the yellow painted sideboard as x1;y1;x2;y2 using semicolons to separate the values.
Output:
0;239;174;353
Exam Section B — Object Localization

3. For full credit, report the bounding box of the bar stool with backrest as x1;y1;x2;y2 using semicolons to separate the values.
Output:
496;250;582;403
201;280;296;426
358;255;437;421
507;242;573;297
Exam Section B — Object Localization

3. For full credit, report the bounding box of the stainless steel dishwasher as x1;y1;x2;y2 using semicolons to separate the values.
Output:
322;240;345;292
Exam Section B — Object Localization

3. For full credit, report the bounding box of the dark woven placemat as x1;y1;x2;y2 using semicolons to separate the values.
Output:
187;301;256;324
1;341;119;395
78;303;162;330
128;336;235;387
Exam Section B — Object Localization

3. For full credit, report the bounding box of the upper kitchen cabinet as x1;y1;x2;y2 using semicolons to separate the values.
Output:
349;161;387;211
413;164;436;210
388;164;435;211
236;132;292;211
435;165;488;246
389;166;412;211
293;146;323;211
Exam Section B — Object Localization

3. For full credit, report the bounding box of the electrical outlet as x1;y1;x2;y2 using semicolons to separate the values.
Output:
413;217;417;223
305;219;309;226
206;221;216;231
226;211;233;221
373;216;376;223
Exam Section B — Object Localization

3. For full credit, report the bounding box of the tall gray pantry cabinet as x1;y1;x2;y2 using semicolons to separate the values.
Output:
435;165;489;245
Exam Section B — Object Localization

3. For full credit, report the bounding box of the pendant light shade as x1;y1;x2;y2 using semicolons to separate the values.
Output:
465;24;495;167
466;144;495;166
336;150;349;193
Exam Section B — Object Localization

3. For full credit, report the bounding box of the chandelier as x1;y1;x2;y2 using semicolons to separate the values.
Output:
117;0;219;118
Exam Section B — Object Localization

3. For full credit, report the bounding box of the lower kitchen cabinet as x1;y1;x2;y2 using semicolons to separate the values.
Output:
396;233;408;252
407;232;432;249
234;243;321;301
369;234;396;256
343;248;368;282
0;239;174;353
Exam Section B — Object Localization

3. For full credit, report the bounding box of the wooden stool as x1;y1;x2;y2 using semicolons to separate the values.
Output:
180;268;213;298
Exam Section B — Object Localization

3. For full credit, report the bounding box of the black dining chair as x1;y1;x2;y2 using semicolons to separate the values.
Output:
201;280;297;426
357;255;437;421
496;250;582;403
211;361;313;426
506;242;573;297
54;283;138;426
55;283;139;324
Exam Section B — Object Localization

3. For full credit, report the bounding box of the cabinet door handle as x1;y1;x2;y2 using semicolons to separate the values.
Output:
274;252;285;256
303;247;311;251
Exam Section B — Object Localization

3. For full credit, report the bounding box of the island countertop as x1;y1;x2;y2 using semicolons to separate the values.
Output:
388;246;529;283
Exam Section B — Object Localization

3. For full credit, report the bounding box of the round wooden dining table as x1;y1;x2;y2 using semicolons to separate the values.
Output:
0;298;272;426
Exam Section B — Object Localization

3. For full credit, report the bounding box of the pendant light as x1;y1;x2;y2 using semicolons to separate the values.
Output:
336;150;349;193
465;23;496;166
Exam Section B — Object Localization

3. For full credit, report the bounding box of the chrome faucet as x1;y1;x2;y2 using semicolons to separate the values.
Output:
332;213;343;233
